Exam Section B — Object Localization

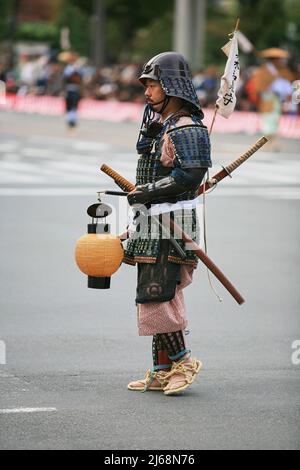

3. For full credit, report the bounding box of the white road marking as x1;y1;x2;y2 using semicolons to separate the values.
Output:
0;187;108;196
0;143;19;152
213;150;300;161
21;147;68;159
211;186;300;199
45;160;106;174
0;160;60;174
28;135;112;152
1;138;299;199
0;160;115;183
0;153;21;162
72;141;111;152
230;163;300;184
0;171;47;183
0;186;299;199
0;407;57;414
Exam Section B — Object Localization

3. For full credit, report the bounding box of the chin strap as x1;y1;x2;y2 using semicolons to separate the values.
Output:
136;104;156;149
156;96;170;114
136;97;171;150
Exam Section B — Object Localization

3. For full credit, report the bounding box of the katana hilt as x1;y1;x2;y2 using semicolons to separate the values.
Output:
225;136;268;175
100;164;135;192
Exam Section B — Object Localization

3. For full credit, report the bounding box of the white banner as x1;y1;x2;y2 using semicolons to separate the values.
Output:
237;30;254;53
216;32;240;118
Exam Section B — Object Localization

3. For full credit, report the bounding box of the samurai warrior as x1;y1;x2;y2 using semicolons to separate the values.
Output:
124;52;212;395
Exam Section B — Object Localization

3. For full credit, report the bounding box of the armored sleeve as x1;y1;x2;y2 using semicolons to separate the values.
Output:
166;124;212;169
127;168;207;206
127;123;211;206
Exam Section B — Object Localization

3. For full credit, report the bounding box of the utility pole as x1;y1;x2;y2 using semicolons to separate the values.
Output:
174;0;193;63
173;0;206;70
7;0;21;70
193;0;206;70
91;0;105;68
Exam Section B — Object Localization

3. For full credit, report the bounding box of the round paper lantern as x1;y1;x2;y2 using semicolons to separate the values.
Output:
75;231;124;289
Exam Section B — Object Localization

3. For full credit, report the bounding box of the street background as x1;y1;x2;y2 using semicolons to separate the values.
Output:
0;111;299;450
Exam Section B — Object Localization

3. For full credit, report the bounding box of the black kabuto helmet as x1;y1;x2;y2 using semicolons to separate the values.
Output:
139;51;203;118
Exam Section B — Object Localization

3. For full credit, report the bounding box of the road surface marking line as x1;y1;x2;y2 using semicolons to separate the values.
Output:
0;187;109;196
0;186;299;198
0;407;57;414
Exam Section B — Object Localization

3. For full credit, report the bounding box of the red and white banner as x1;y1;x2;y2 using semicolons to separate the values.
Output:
1;94;300;139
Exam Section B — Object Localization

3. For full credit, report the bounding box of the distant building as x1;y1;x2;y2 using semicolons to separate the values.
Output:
18;0;64;22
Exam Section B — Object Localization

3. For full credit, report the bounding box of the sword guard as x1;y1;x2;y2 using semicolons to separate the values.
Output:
222;165;232;178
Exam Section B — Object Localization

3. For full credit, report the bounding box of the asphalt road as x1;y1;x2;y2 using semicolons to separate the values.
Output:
0;111;299;450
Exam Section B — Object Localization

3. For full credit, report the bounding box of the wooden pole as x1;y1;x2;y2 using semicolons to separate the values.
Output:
209;106;218;136
234;18;240;33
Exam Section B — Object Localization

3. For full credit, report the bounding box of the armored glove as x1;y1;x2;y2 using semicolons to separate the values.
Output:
127;168;207;206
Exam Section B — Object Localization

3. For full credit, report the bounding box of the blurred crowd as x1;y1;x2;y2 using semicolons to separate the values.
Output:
0;54;145;103
0;50;299;115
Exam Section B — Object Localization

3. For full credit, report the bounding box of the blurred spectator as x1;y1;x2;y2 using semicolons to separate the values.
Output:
238;67;260;111
118;62;141;101
193;66;219;108
0;63;6;83
60;51;83;129
93;66;119;100
45;59;64;96
251;48;296;150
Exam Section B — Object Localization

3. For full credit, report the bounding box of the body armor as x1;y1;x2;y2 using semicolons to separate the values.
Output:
124;112;211;267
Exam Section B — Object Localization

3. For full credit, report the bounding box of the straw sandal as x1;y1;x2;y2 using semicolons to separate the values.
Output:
127;368;170;392
163;356;202;395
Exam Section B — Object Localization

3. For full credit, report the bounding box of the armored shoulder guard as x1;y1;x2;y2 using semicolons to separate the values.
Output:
167;124;212;169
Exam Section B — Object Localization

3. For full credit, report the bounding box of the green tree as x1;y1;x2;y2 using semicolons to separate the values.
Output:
0;0;22;68
63;0;174;61
130;11;173;63
0;0;13;42
205;1;239;67
104;0;174;61
58;2;91;56
0;0;22;43
285;0;300;53
237;0;288;50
